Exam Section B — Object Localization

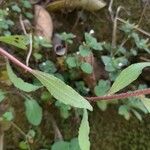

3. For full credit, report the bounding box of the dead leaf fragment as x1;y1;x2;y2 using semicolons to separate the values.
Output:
47;0;106;12
34;5;53;42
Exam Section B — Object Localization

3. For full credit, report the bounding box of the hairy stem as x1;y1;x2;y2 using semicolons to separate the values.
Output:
86;88;150;101
0;47;150;102
0;48;33;73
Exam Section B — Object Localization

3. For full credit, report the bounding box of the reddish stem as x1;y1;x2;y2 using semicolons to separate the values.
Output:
0;47;33;73
86;88;150;101
0;47;150;102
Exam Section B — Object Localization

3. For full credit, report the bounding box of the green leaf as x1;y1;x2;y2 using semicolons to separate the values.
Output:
94;80;110;96
19;141;28;150
109;63;150;94
55;101;71;119
21;0;32;8
79;45;91;57
0;89;5;102
24;97;42;126
131;109;142;121
141;97;150;113
80;62;93;74
51;141;70;150
0;35;29;49
39;60;57;74
118;105;130;120
97;101;107;111
32;70;93;111
78;109;90;150
85;33;103;50
66;56;77;68
2;111;14;121
11;4;21;12
24;12;33;19
7;62;41;92
70;138;81;150
58;32;76;44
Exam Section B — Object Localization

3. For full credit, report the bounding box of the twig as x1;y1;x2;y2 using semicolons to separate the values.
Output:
117;17;150;37
26;33;33;67
138;1;148;26
111;6;124;54
0;132;4;150
50;114;63;141
108;0;114;21
19;15;32;67
11;122;26;137
11;122;31;150
19;15;27;35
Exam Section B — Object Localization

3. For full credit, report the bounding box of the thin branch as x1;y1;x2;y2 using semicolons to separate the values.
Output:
49;114;63;141
19;15;27;35
108;0;114;21
117;17;150;37
86;88;150;101
138;1;148;26
26;33;33;67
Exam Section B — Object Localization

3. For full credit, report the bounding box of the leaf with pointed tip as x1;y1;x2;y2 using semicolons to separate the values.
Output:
78;109;90;150
141;97;150;113
32;70;93;111
109;63;150;94
0;35;29;50
7;62;41;92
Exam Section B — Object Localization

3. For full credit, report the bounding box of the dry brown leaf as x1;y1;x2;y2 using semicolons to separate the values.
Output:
47;0;106;12
34;5;53;42
80;53;107;88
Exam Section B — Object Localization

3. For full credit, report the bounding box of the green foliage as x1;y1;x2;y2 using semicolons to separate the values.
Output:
94;80;110;96
80;62;93;74
79;45;91;57
84;33;103;51
24;96;42;126
19;141;28;150
2;111;14;121
34;36;52;48
118;105;130;120
39;60;57;74
0;9;14;33
141;97;150;113
11;4;21;13
75;81;89;96
66;56;78;68
55;101;71;119
78;109;90;150
7;62;41;92
0;89;5;102
21;0;32;9
0;35;29;50
51;138;80;150
32;70;93;111
109;63;150;94
58;32;76;44
94;80;111;111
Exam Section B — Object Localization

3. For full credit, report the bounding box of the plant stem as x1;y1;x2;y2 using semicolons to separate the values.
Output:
86;88;150;101
0;47;150;102
0;48;33;73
